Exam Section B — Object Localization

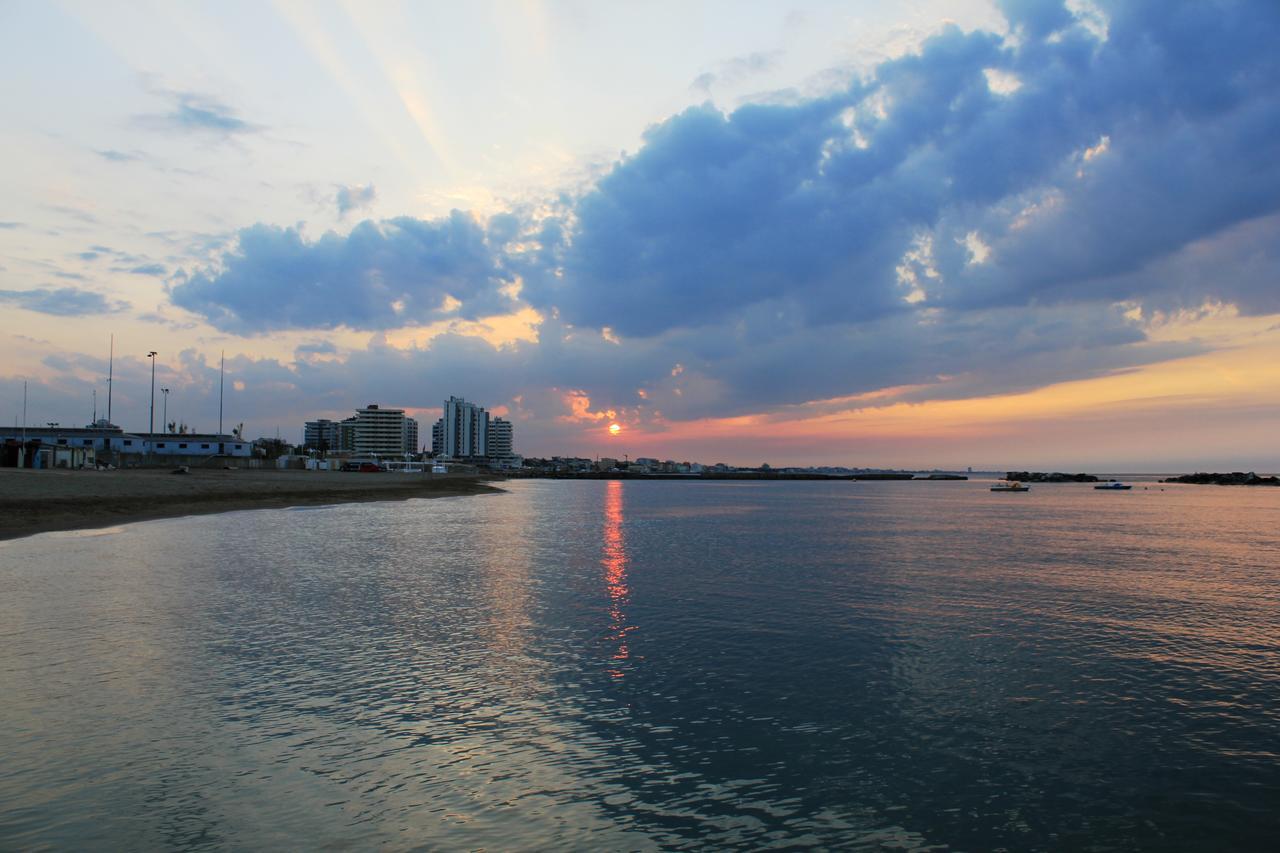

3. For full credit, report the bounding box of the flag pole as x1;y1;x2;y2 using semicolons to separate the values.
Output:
219;351;225;435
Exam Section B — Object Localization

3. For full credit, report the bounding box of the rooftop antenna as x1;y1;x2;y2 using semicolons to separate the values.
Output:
92;388;97;425
218;350;225;435
106;333;114;425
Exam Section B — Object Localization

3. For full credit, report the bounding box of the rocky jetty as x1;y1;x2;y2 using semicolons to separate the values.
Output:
1162;472;1280;486
1005;471;1100;483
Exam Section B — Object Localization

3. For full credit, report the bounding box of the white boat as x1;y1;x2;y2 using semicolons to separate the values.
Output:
991;481;1030;492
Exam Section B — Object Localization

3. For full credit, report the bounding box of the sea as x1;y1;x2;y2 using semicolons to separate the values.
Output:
1;478;1278;851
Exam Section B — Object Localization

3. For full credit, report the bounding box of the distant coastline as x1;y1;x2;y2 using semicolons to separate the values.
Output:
0;468;503;542
1161;472;1280;486
506;471;969;481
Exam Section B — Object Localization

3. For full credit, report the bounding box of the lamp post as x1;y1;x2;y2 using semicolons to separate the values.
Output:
161;387;169;434
147;351;157;461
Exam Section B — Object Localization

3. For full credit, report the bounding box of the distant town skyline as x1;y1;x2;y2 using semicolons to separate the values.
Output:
3;1;1279;472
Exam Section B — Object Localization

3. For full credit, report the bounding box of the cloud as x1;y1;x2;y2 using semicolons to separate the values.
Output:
95;149;144;163
134;89;262;137
169;212;519;333
690;50;782;91
335;184;377;217
0;287;130;316
46;205;98;224
296;340;338;356
523;1;1280;339
0;221;22;230
128;263;168;277
164;0;1280;430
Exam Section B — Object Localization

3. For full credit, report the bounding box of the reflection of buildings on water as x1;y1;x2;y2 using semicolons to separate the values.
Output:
602;480;634;678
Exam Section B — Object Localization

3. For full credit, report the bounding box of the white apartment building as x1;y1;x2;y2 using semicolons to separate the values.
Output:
439;396;489;459
487;417;514;459
351;404;417;456
430;400;516;463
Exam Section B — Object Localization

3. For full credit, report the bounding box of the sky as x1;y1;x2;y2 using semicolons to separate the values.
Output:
2;0;1278;471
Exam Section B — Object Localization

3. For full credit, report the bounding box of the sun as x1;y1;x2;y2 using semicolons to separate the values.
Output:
608;422;622;435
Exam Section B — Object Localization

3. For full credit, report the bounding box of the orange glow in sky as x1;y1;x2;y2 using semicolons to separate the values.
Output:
608;422;622;435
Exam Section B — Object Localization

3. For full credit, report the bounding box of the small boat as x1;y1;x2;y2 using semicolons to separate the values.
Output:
1094;482;1132;490
991;481;1030;492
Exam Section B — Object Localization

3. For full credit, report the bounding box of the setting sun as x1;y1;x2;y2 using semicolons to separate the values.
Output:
608;423;622;435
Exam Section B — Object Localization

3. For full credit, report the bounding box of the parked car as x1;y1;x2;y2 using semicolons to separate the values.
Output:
358;462;383;472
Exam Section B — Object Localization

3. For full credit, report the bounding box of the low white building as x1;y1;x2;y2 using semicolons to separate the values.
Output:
0;426;251;464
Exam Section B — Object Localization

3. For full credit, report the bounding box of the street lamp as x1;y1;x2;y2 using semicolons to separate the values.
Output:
161;387;169;433
147;351;157;461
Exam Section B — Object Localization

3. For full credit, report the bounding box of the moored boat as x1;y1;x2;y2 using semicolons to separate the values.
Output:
1094;482;1132;490
991;481;1030;492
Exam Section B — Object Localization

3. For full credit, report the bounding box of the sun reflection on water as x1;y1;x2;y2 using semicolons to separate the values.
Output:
602;480;634;678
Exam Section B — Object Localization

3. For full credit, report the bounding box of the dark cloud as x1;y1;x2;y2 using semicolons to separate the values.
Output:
164;0;1280;426
527;0;1280;336
128;263;167;277
0;287;129;317
335;184;377;217
169;213;519;333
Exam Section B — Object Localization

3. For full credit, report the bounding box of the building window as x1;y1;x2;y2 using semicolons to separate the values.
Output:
201;444;210;449
123;440;132;447
235;444;242;450
157;442;166;448
83;439;93;445
179;443;188;449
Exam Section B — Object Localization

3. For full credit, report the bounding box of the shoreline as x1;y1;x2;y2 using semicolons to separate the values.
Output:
0;468;505;542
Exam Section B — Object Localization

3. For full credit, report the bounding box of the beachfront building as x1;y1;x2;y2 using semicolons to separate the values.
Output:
143;433;252;459
436;396;489;460
428;397;517;464
303;418;341;453
338;417;358;451
431;419;444;457
405;417;420;454
350;404;417;456
487;418;514;460
0;425;250;468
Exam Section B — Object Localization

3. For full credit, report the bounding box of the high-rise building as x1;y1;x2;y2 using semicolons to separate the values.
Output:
338;416;358;451
440;396;489;459
303;418;341;452
487;417;514;459
431;419;444;456
349;404;417;456
405;416;419;454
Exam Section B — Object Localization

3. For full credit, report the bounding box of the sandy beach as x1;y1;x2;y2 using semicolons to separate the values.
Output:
0;468;504;541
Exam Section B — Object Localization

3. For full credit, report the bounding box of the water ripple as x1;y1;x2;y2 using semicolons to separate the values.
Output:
2;480;1278;849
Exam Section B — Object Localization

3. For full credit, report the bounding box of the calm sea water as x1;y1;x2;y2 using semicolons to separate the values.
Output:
2;479;1278;850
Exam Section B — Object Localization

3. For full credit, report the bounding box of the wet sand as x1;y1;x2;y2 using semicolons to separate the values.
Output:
0;468;504;541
